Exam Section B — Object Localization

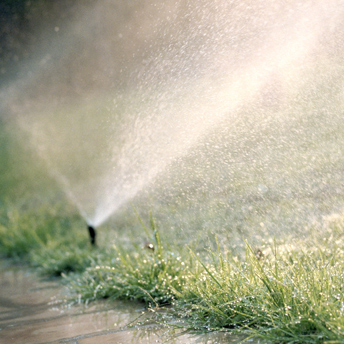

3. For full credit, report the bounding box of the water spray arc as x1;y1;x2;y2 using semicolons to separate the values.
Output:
3;1;344;244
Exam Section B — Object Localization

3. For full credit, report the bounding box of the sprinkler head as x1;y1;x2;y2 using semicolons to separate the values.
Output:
87;225;96;246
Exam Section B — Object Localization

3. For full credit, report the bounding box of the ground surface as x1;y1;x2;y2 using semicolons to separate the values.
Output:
0;260;256;344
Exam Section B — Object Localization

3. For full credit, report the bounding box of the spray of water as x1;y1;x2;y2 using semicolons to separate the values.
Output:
3;1;344;229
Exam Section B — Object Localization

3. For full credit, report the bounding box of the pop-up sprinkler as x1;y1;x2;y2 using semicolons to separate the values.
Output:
87;225;96;246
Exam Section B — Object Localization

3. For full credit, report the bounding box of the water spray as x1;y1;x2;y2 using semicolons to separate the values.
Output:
5;1;344;247
87;225;96;246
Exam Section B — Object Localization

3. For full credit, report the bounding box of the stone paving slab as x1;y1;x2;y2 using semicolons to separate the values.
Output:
76;328;236;344
0;261;257;344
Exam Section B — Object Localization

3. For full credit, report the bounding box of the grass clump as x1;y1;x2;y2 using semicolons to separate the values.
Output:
0;202;98;275
30;241;98;276
172;238;344;343
0;205;62;259
68;212;191;307
3;198;344;343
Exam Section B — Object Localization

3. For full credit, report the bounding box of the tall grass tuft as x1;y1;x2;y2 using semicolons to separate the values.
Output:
173;238;344;342
67;211;191;307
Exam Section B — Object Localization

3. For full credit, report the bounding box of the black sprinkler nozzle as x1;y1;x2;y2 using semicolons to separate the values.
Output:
87;225;96;246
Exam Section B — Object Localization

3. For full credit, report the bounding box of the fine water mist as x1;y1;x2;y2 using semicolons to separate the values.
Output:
3;1;344;244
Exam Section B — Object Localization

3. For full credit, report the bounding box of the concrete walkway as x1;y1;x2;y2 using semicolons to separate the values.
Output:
0;261;251;344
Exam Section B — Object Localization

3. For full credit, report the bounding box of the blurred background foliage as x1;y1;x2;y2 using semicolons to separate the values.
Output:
0;0;80;82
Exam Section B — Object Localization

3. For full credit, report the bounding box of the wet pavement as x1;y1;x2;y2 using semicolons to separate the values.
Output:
0;261;256;344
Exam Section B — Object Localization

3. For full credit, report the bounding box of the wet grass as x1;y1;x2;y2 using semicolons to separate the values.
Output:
67;212;191;306
2;199;344;343
172;238;344;343
0;202;99;275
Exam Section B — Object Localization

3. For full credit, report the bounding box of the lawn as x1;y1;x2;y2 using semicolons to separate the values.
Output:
1;55;344;343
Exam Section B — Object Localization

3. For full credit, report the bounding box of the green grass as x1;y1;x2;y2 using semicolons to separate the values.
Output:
0;202;100;275
1;177;343;342
3;197;344;343
65;211;191;307
171;238;344;343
